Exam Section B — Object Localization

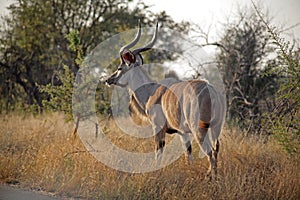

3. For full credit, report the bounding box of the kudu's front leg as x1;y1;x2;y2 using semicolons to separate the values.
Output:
148;104;167;164
154;127;166;164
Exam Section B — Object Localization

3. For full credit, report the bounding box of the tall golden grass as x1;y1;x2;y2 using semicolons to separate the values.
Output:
0;112;299;199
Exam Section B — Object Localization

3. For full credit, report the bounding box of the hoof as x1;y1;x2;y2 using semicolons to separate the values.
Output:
205;172;212;181
205;170;218;181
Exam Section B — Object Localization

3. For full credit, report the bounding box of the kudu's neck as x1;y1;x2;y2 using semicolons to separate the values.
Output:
127;67;158;109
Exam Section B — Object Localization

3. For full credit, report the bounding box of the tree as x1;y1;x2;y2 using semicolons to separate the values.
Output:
187;6;283;133
0;0;188;113
214;9;279;132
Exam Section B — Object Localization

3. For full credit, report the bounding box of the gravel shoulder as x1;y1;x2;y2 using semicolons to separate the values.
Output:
0;184;59;200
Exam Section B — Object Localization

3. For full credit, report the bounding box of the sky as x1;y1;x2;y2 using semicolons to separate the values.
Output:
141;0;300;41
0;0;12;15
1;0;299;40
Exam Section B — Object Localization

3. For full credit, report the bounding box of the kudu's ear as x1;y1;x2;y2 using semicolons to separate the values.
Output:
122;50;135;66
135;53;144;66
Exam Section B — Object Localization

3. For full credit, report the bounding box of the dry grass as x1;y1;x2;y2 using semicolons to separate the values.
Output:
0;112;299;199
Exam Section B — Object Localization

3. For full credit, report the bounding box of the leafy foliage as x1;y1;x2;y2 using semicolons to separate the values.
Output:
0;0;188;113
252;5;300;157
39;30;82;122
40;64;74;121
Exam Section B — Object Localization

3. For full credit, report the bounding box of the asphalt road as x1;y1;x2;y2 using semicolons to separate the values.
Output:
0;185;59;200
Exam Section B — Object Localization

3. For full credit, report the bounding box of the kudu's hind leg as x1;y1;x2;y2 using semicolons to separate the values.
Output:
180;133;194;164
211;123;222;178
213;139;220;164
193;127;217;179
207;150;217;180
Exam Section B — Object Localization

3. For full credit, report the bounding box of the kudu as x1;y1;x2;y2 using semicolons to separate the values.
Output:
105;22;225;178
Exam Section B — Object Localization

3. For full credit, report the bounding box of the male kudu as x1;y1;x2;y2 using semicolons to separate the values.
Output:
105;22;225;178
